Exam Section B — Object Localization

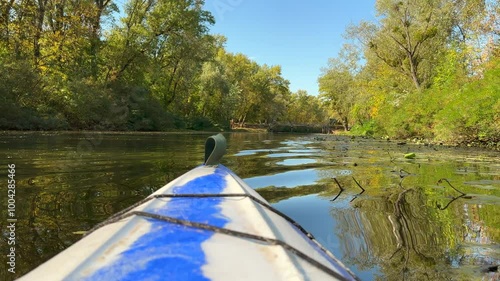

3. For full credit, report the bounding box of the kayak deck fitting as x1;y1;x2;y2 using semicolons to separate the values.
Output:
20;134;359;281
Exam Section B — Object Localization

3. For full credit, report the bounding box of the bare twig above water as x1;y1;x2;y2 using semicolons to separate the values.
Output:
398;169;411;188
387;151;396;163
437;178;466;196
352;177;365;192
399;169;411;178
330;178;344;202
330;177;367;202
436;194;466;210
435;179;473;210
333;177;343;191
349;177;366;202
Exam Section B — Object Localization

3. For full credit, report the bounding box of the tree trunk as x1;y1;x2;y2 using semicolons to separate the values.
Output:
408;54;421;89
34;0;48;65
89;0;111;77
342;116;349;131
163;59;179;109
1;0;16;44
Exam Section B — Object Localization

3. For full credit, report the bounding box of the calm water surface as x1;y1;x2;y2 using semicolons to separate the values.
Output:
0;132;499;280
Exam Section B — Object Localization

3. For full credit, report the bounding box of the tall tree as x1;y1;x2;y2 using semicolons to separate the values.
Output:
103;0;214;108
318;44;361;131
253;64;290;124
221;53;259;125
448;0;499;77
347;0;454;90
194;43;235;125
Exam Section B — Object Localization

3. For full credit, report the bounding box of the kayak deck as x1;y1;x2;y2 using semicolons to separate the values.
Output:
20;164;358;281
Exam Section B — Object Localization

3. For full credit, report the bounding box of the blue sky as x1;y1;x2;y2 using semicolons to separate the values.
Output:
204;0;376;96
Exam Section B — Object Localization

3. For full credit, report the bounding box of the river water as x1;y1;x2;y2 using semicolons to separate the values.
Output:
0;132;498;280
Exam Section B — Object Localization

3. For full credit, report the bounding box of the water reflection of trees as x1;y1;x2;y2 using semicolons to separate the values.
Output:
1;162;173;278
332;188;468;280
2;133;498;280
5;186;140;279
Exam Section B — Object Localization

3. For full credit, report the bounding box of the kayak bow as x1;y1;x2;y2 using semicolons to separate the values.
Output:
20;134;359;281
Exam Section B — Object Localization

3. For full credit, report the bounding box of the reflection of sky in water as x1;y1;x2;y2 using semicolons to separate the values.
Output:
460;203;499;270
276;158;317;166
234;147;323;157
244;169;320;188
288;149;323;153
244;168;354;189
233;149;278;156
331;169;353;176
267;153;315;158
272;195;380;280
280;140;314;146
463;180;500;190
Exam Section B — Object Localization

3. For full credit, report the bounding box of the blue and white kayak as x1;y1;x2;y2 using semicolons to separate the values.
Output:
20;134;359;281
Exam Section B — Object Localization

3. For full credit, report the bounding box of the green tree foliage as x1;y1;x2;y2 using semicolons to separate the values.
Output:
318;44;361;131
195;47;234;127
285;90;326;124
433;56;500;142
348;0;454;90
2;0;319;131
321;0;499;144
194;48;294;127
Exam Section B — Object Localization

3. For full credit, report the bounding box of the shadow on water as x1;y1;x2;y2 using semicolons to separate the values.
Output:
0;132;498;280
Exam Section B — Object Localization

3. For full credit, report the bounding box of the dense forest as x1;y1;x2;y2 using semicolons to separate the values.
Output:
0;0;325;131
0;0;499;144
319;0;499;144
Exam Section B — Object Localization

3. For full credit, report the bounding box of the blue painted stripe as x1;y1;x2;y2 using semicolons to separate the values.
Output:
83;166;229;281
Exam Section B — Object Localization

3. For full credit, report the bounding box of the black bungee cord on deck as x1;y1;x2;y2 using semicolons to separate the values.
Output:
83;134;360;281
83;193;359;281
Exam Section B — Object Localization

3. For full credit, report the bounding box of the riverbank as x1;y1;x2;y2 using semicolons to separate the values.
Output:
2;129;498;151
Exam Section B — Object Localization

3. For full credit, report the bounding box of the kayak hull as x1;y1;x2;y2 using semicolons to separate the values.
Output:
20;165;357;281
